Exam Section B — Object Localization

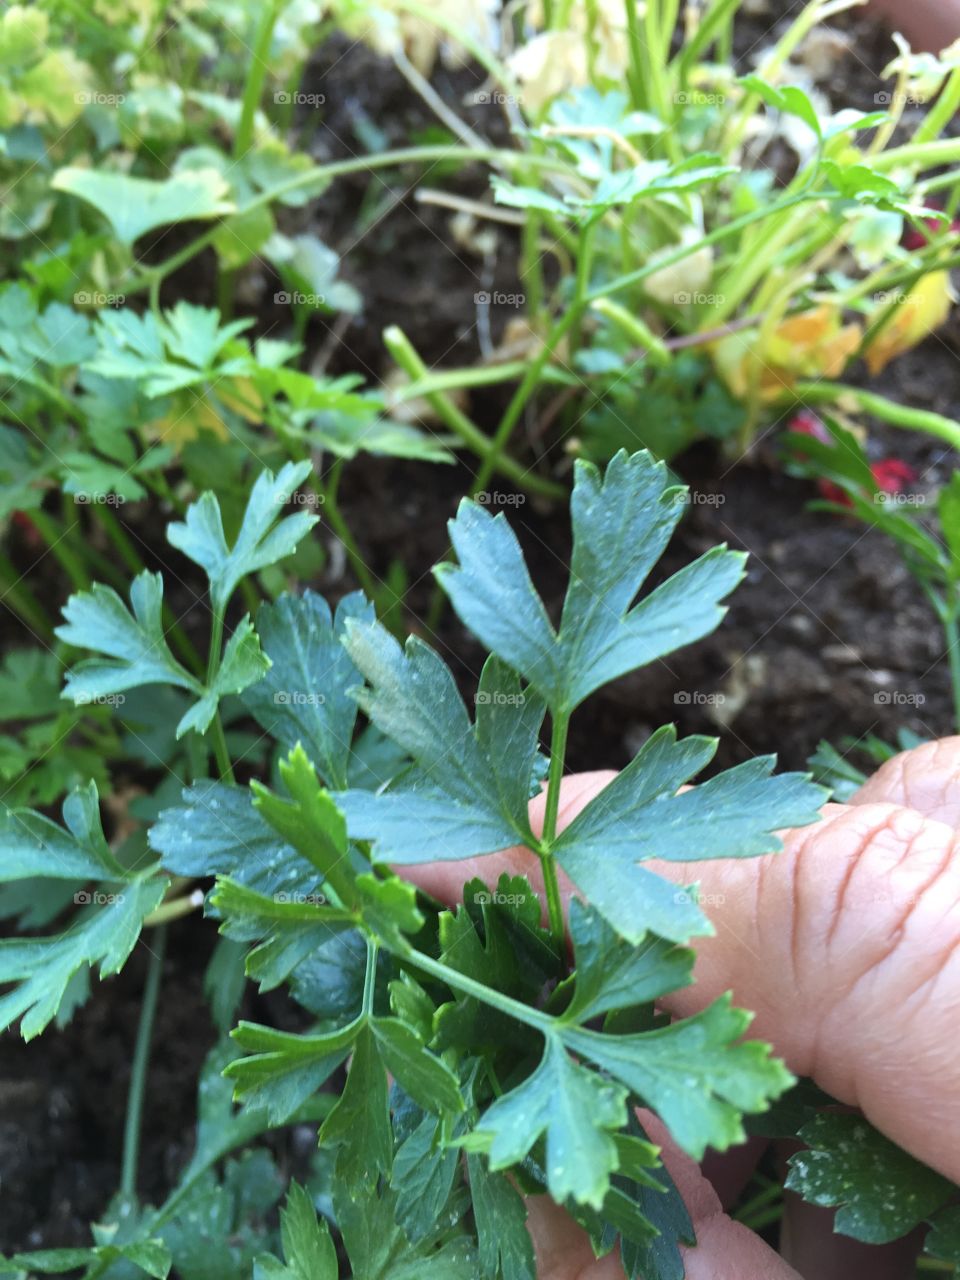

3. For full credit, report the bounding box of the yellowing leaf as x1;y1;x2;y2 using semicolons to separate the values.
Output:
713;304;861;402
218;377;264;424
863;271;953;375
152;391;230;448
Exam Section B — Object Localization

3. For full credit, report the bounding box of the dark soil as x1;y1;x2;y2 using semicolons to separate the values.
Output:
4;0;960;1259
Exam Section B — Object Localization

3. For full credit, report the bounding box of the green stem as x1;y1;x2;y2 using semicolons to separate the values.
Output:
120;925;166;1199
126;147;570;297
624;0;648;109
944;610;960;736
733;1177;783;1223
384;326;564;499
590;193;812;303
321;462;379;600
0;550;54;636
914;67;960;146
674;0;740;83
591;297;670;363
395;362;576;400
235;0;280;157
143;891;204;926
873;138;960;172
788;382;960;452
362;938;380;1015
402;943;553;1034
30;510;89;591
206;609;235;784
472;302;585;498
539;711;570;949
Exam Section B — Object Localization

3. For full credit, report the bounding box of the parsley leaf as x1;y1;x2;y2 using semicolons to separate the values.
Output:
436;450;745;713
786;1113;955;1244
241;590;374;789
167;461;319;612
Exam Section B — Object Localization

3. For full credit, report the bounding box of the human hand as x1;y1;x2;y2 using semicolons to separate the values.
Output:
403;737;960;1278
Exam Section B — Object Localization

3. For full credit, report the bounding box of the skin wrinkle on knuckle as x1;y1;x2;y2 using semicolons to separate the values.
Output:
807;809;960;1100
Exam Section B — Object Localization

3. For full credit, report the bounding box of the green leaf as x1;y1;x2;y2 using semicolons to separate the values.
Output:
0;1240;171;1277
167;462;320;612
393;1113;462;1244
563;897;693;1021
339;627;541;862
565;995;794;1160
253;1183;337;1280
470;1035;628;1208
371;1016;464;1116
554;743;826;942
436;450;746;713
739;75;822;137
0;780;126;882
786;1113;954;1244
0;878;168;1038
149;780;322;900
467;1154;536;1280
926;1206;960;1264
51;166;235;245
356;873;425;949
251;745;357;907
226;1021;358;1123
177;615;270;738
320;1024;392;1186
938;471;960;580
57;571;201;705
242;590;374;788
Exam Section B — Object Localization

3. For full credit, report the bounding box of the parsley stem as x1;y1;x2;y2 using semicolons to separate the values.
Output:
206;609;235;784
120;924;166;1200
320;462;378;601
787;383;960;453
385;326;563;499
235;0;281;158
362;939;379;1016
540;711;571;949
943;610;960;737
401;944;553;1035
143;890;204;927
0;551;53;638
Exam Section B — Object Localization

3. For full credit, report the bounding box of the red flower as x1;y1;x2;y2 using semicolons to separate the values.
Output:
871;458;917;493
786;413;917;507
901;201;960;252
